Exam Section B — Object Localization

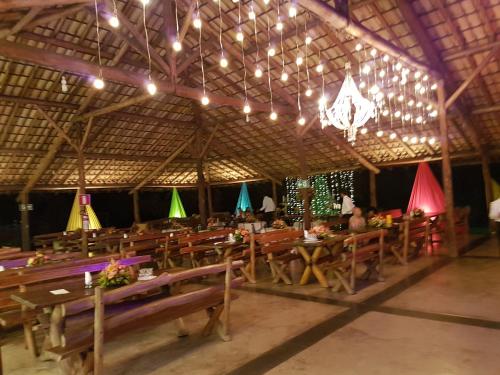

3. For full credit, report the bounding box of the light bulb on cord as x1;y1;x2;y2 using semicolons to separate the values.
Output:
255;66;263;78
394;110;401;118
249;9;256;20
318;95;327;106
429;137;436;145
362;64;371;74
382;109;389;116
430;110;438;117
93;77;105;90
201;95;210;106
389;132;397;140
355;43;362;51
305;87;312;97
146;80;157;95
431;83;438;90
243;103;251;114
376;130;383;137
315;63;324;73
359;81;366;89
236;29;244;42
305;36;312;45
402;135;409;142
276;17;284;31
220;55;228;68
416;116;423;124
270;111;278;121
109;15;119;28
411;136;418;144
281;71;288;82
297;116;306;126
383;54;390;62
140;0;150;5
288;5;297;17
193;16;202;29
360;127;368;135
268;47;276;56
420;136;427;143
173;39;182;52
296;56;303;66
263;0;270;4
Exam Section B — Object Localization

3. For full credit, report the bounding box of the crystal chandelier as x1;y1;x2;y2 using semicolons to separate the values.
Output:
319;63;375;142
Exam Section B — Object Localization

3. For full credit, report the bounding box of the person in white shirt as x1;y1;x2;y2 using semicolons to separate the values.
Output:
340;190;354;216
489;198;500;248
260;195;276;226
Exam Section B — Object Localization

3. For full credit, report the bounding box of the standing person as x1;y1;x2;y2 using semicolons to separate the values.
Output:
340;190;354;217
260;195;276;226
489;197;500;249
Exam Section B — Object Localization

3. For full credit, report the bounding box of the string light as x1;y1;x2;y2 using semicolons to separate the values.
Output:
315;63;323;73
255;66;263;78
109;0;119;28
389;132;397;139
266;14;276;121
141;0;156;96
402;135;409;142
217;0;227;68
172;0;182;51
92;0;104;90
146;80;157;95
277;0;287;83
270;111;278;120
196;0;208;105
360;127;368;135
238;0;250;116
429;137;436;145
251;0;263;79
288;4;297;18
376;130;383;137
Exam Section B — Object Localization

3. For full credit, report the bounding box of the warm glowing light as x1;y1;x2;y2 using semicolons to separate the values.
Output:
420;136;427;143
408;99;415;107
236;30;244;42
379;70;386;78
146;81;157;96
395;62;402;71
401;77;407;85
362;64;371;74
140;0;150;5
270;111;278;120
404;113;411;121
296;56;303;66
402;135;409;142
419;87;426;95
431;83;438;90
411;136;418;144
429;137;436;145
305;87;312;97
383;54;390;62
376;92;384;101
201;95;209;105
414;71;421;79
315;63;324;73
263;0;270;4
376;130;383;137
298;116;306;125
305;36;312;45
109;15;119;28
392;75;399;83
395;110;401;118
387;92;395;99
416;116;423;124
220;56;228;68
255;66;263;78
359;81;366;89
268;47;276;56
423;75;429;81
398;94;404;102
318;95;327;106
93;77;104;90
360;127;368;135
173;40;182;52
430;110;438;117
288;5;297;17
370;84;380;95
281;71;288;81
276;20;284;31
243;103;251;114
355;43;362;51
426;104;433;111
370;48;377;57
382;109;389;116
415;82;422;90
249;10;256;20
389;132;397;140
193;17;202;29
416;101;423;108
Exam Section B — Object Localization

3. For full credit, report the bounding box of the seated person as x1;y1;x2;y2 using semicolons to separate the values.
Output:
349;207;366;232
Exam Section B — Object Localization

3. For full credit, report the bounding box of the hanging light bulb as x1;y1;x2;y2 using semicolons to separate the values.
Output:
263;0;270;4
268;46;276;56
370;48;377;57
415;82;422;90
398;94;404;102
276;17;284;31
392;75;399;83
220;55;228;68
270;111;278;121
61;76;68;93
369;84;380;95
355;43;362;51
281;71;289;82
93;77;105;90
146;80;157;95
362;64;371;74
408;99;415;107
359;81;366;89
305;35;312;45
305;87;312;97
429;137;436;145
249;9;256;20
382;109;389;116
420;136;427;143
379;70;386;78
430;110;438;117
426;104;433;111
431;83;438;90
109;15;120;28
419;87;426;95
416;115;423;124
201;95;210;106
402;135;409;142
376;130;384;137
315;63;324;73
296;55;303;66
416;101;423;108
404;113;411;121
411;136;418;144
193;16;202;29
288;5;297;18
423;75;429;82
236;28;244;42
140;0;150;5
394;110;401;118
383;54;390;62
255;66;263;78
172;39;182;52
243;103;251;114
360;127;368;135
318;95;327;107
297;116;306;126
395;62;402;71
387;92;395;99
389;132;397;140
414;71;422;79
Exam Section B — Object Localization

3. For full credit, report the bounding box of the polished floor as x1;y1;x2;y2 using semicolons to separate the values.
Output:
5;237;500;374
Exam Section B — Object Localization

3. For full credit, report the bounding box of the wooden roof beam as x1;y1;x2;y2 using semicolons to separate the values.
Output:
0;0;90;10
0;40;288;114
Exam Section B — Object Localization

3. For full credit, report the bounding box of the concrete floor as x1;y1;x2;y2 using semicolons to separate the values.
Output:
4;237;500;374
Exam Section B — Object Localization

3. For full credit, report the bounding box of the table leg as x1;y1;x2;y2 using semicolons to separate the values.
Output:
311;246;329;288
21;306;38;358
297;246;312;285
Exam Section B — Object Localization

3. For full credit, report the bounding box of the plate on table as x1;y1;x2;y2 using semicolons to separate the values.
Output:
304;238;320;243
138;275;157;281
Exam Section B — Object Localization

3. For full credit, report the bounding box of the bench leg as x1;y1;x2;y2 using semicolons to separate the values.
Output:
269;261;292;285
240;266;256;284
202;305;223;337
21;311;38;358
390;246;407;266
175;318;189;337
333;270;354;295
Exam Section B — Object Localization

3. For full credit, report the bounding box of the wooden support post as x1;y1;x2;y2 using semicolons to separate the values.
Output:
369;171;377;208
272;181;278;219
480;153;494;232
77;148;88;257
197;159;207;228
132;190;141;224
207;183;214;218
93;286;104;375
20;192;30;251
437;81;457;257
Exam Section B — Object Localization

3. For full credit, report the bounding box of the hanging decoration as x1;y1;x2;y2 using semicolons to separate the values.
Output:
172;0;182;51
196;0;209;105
142;0;157;96
217;0;227;67
108;0;120;28
169;188;187;218
406;163;445;216
92;0;104;90
235;182;253;215
320;62;375;143
66;192;102;231
266;14;277;121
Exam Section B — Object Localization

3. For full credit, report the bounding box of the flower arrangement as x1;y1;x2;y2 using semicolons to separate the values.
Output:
309;224;330;239
272;219;287;229
233;229;250;243
244;213;256;223
368;215;386;228
411;208;425;218
26;251;49;267
98;259;132;288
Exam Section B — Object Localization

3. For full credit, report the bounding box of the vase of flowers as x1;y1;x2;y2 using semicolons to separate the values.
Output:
309;224;330;239
233;229;250;243
98;259;132;288
411;208;425;218
272;219;287;229
368;215;386;228
26;251;49;267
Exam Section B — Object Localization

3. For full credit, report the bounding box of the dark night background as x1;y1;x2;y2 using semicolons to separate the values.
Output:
1;162;498;246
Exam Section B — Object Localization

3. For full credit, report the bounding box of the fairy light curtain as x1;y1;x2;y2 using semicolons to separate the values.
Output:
235;182;253;215
66;192;102;231
285;172;355;217
492;179;500;200
168;188;187;218
406;163;445;216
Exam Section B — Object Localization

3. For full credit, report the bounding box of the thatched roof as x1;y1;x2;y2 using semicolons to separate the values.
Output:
0;0;498;194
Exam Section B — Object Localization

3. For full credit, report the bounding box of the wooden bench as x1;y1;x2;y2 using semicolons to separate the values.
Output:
379;209;403;219
252;229;304;285
47;258;244;375
388;217;430;265
344;229;387;294
178;229;233;268
429;207;470;252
